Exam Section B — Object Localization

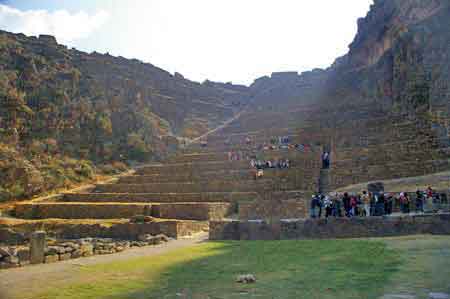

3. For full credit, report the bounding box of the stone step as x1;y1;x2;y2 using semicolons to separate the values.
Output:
94;179;317;194
136;160;250;175
63;190;313;203
119;168;320;184
14;202;232;221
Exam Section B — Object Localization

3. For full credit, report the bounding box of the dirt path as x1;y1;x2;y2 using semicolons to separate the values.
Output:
0;233;208;299
188;104;250;145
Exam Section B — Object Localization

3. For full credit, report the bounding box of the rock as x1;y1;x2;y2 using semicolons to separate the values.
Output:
59;253;71;261
30;231;46;264
44;254;59;264
4;255;19;265
429;293;449;299
71;250;83;259
115;246;125;252
59;242;79;251
45;246;60;255
80;243;94;255
130;215;156;223
0;261;19;269
155;234;170;243
236;274;256;284
19;260;30;267
0;247;11;257
16;248;30;262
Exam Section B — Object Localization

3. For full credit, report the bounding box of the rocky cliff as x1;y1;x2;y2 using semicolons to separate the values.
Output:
0;30;250;200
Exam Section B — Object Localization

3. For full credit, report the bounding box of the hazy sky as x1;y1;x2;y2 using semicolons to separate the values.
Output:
0;0;373;85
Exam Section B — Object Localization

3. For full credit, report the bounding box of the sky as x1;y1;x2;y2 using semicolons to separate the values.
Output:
0;0;373;85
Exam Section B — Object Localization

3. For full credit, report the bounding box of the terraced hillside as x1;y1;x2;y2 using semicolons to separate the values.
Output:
2;0;450;243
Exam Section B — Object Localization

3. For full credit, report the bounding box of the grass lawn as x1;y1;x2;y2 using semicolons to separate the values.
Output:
35;239;404;299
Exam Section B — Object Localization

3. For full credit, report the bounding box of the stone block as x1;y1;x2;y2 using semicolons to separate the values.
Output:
59;253;71;261
17;248;30;263
30;231;46;264
44;254;59;264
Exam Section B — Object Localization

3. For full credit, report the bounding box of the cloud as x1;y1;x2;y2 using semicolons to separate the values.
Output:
0;4;109;44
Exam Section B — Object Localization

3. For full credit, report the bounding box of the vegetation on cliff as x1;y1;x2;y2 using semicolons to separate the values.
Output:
0;31;248;201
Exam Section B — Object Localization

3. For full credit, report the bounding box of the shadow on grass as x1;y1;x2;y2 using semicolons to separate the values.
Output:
93;239;402;299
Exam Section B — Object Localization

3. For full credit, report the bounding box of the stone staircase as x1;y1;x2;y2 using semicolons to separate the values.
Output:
9;104;450;240
318;169;331;194
12;115;321;238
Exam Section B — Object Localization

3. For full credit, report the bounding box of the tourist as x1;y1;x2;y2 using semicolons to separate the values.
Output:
324;195;333;218
322;152;328;169
385;193;394;215
377;193;386;216
362;191;370;217
342;193;351;217
317;194;324;218
399;192;410;214
350;195;358;216
310;195;318;218
369;192;376;216
415;190;424;213
333;193;343;217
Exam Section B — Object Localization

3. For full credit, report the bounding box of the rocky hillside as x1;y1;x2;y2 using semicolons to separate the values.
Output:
249;0;450;133
0;30;249;201
245;0;450;188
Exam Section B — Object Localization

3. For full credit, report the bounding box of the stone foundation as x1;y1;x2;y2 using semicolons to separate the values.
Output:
153;203;232;221
238;200;308;220
14;203;153;219
1;219;207;242
14;202;231;221
210;214;450;240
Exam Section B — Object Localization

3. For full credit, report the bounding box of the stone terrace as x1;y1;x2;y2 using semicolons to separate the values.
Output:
7;104;450;242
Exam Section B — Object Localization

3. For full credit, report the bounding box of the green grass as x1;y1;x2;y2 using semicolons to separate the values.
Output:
380;236;450;299
36;239;402;299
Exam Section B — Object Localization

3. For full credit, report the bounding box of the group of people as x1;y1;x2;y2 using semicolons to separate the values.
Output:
250;158;291;179
250;159;291;170
310;187;445;219
225;135;317;154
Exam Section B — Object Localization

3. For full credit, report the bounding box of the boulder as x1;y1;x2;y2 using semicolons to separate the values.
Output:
4;255;19;265
59;253;71;261
44;254;59;264
71;250;83;259
0;261;19;269
0;247;11;257
130;215;156;223
16;248;30;262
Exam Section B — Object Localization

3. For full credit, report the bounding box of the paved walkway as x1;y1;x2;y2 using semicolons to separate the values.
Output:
0;233;208;299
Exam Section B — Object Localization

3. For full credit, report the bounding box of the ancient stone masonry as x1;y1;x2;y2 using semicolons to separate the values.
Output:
0;233;172;269
210;214;450;240
2;0;450;269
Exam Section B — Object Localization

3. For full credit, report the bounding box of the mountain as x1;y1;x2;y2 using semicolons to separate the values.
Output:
0;30;249;201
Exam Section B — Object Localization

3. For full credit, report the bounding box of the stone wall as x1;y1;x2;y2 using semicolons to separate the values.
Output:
63;191;311;203
96;177;317;193
14;203;153;219
14;202;232;221
210;214;450;240
238;200;308;220
153;203;232;221
63;192;260;203
1;220;207;242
